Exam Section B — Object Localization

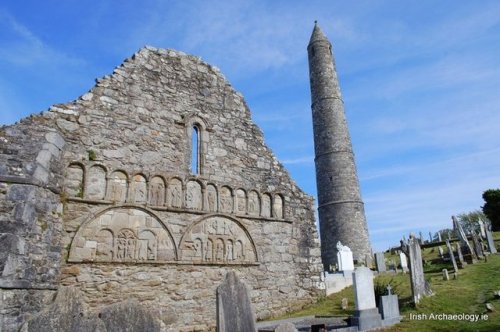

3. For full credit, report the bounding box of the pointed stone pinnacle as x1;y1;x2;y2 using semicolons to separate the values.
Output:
309;21;330;46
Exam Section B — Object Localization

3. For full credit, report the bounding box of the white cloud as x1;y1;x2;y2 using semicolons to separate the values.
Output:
0;10;83;67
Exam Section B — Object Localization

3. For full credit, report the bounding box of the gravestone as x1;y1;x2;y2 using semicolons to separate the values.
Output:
429;232;433;243
351;267;382;331
401;235;432;304
438;232;442;242
442;269;449;281
374;252;386;272
485;226;497;254
336;241;355;271
399;252;409;273
341;297;349;310
419;232;424;244
438;246;444;259
470;231;484;259
455;244;466;268
478;220;487;238
452;215;477;263
379;285;401;326
445;240;458;273
216;271;256;332
365;253;374;269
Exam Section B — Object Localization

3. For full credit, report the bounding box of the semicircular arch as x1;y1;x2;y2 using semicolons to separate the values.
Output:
68;205;177;263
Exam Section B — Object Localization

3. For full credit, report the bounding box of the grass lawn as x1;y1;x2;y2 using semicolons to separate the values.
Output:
273;234;500;331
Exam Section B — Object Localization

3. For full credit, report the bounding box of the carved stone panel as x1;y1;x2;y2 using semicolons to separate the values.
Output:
132;174;147;204
65;164;84;197
108;171;128;202
69;207;176;263
248;190;260;216
220;186;233;214
261;193;271;218
235;189;246;215
149;176;165;206
180;215;257;264
86;165;106;200
273;194;284;219
186;180;202;210
167;178;183;208
206;184;218;212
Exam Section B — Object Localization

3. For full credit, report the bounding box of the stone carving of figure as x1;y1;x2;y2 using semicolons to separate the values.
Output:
150;182;164;206
216;239;225;262
262;195;271;217
111;182;123;202
205;239;213;261
133;176;147;204
170;185;181;208
208;191;216;212
194;238;203;259
236;190;246;213
116;229;136;260
248;198;255;214
235;240;244;261
220;196;230;213
273;195;283;219
186;190;193;208
226;240;234;261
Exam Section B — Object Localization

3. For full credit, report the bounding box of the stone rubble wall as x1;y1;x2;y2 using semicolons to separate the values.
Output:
0;46;323;331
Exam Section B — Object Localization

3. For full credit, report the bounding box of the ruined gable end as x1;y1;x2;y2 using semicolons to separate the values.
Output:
0;46;323;331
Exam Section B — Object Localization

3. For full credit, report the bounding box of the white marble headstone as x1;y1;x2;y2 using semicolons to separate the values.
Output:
336;241;354;271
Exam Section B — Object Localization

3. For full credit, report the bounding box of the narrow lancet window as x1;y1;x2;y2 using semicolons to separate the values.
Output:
191;126;200;174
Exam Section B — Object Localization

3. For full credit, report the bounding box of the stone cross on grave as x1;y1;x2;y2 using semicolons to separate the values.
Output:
386;284;392;295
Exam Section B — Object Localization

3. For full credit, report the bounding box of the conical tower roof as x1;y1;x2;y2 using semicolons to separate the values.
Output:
308;21;330;46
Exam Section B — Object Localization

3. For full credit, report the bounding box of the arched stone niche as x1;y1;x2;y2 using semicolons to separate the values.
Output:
261;193;271;218
206;184;218;212
219;186;233;213
68;207;177;263
131;174;147;204
86;165;106;200
273;194;284;219
235;189;247;215
179;215;258;264
65;163;84;197
248;190;260;216
185;180;202;210
149;176;166;206
108;170;128;202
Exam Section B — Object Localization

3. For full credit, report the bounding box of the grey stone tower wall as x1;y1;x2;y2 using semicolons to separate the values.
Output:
307;24;371;268
0;46;324;331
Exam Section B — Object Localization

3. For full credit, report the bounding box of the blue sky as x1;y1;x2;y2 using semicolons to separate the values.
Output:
1;1;500;252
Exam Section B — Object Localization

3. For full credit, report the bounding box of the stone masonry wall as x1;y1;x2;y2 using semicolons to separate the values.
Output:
0;120;66;330
1;46;323;331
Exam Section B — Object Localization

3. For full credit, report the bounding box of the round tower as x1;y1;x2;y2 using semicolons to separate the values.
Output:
307;22;372;269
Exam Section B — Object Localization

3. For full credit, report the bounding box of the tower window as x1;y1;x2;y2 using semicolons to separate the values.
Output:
191;126;200;174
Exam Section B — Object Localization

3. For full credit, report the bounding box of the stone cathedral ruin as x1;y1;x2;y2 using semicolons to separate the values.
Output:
0;24;371;331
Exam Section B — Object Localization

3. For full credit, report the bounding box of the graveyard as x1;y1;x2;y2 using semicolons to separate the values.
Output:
260;231;500;331
1;4;499;331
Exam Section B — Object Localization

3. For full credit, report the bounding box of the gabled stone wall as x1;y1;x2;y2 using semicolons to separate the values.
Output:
0;46;323;331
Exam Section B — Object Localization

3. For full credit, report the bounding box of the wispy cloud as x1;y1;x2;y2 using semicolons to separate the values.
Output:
0;11;84;67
